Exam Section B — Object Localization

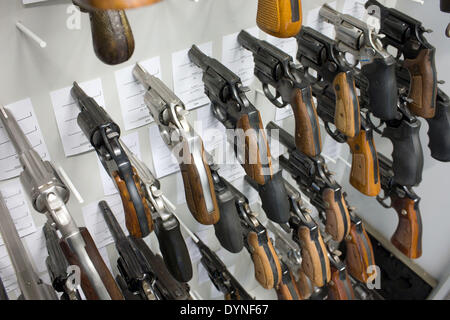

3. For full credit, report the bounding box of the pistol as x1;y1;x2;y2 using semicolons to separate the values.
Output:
238;29;323;157
223;179;283;290
397;66;450;162
188;45;291;224
256;0;302;38
72;1;135;65
327;253;355;300
319;4;398;121
296;26;361;138
366;0;437;119
377;153;422;259
43;223;82;300
0;194;58;300
182;226;253;300
267;122;351;243
120;143;192;282
313;84;381;197
132;64;220;226
71;82;153;239
0;105;121;300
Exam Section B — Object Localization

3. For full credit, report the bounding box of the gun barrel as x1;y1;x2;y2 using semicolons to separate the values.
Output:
319;4;341;25
188;45;210;71
133;63;152;89
237;30;260;53
99;201;127;243
0;194;58;300
266;121;296;152
0;105;33;156
70;81;90;104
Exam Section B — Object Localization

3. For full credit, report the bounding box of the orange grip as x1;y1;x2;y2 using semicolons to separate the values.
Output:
73;0;160;10
236;113;273;185
322;189;351;242
333;71;361;138
297;226;331;287
291;87;322;157
295;269;314;299
113;168;153;239
403;49;437;119
276;273;301;300
247;232;282;289
345;222;376;283
347;128;381;197
391;196;423;259
328;267;355;300
180;141;220;225
256;0;303;38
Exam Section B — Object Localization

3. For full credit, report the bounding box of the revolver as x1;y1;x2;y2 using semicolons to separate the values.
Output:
120;143;193;282
296;26;361;139
267;121;351;243
188;45;291;224
238;29;323;157
319;4;398;121
377;153;422;259
366;0;437;119
0;105;121;300
43;223;82;300
256;0;302;38
71;82;153;238
132;64;220;225
327;252;355;300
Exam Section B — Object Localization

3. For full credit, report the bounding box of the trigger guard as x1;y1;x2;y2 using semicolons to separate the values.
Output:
376;192;392;209
325;122;346;143
262;83;286;109
211;103;227;124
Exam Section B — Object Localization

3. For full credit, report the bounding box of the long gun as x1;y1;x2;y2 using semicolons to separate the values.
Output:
132;64;220;226
120;143;193;282
319;4;398;121
0;194;57;300
377;153;422;259
396;66;450;162
365;0;437;119
238;29;323;157
188;45;291;225
256;0;302;38
43;223;82;300
267;121;351;243
71;82;153;239
0;105;122;300
179;221;253;300
295;26;361;138
311;83;381;197
0;277;8;300
222;178;283;290
72;1;135;65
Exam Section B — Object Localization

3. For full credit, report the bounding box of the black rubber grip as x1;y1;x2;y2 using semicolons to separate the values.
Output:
383;119;424;186
257;171;290;224
214;191;244;254
361;57;398;120
154;218;193;283
427;92;450;162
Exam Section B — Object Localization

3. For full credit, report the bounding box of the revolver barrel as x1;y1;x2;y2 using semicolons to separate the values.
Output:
0;105;33;157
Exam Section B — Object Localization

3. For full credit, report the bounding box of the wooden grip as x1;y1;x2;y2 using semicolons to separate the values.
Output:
347;128;381;197
391;196;423;259
113;168;153;239
328;268;355;300
256;0;302;38
74;0;160;10
345;222;376;283
322;189;351;242
236;113;273;185
247;232;282;289
291;87;322;157
276;273;301;300
333;72;361;138
60;228;124;300
180;142;220;225
87;9;134;65
403;48;437;119
297;226;331;287
295;269;314;300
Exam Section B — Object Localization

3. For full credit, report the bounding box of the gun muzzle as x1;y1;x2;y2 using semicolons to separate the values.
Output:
71;81;90;104
188;45;210;71
133;63;153;89
0;105;33;155
237;30;260;53
99;201;128;243
319;4;341;25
